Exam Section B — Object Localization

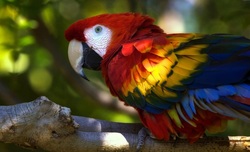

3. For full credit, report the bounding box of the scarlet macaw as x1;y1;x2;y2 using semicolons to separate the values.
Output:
65;13;250;142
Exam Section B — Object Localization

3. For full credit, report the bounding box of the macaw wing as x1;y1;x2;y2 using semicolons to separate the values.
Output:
169;34;250;122
107;34;250;120
173;34;250;88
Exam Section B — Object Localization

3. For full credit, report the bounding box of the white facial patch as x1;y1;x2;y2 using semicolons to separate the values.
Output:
84;24;112;58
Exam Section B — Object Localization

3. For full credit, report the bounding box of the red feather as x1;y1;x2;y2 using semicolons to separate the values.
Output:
137;108;176;141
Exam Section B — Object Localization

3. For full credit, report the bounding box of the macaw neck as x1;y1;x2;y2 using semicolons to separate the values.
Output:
100;46;121;96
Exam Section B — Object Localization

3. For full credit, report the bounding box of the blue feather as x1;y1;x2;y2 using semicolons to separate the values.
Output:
204;88;219;102
239;49;250;56
195;98;215;112
220;97;250;111
188;91;196;114
194;89;207;100
193;88;219;103
235;84;250;98
189;59;250;89
181;95;194;119
217;85;237;96
185;34;250;89
143;102;164;114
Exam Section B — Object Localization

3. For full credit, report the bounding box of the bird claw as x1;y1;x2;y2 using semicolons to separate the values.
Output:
171;134;177;140
136;127;150;152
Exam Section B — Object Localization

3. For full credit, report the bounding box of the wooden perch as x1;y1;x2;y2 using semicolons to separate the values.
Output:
0;96;250;152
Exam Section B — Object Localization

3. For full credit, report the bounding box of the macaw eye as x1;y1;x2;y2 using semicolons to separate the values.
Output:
94;26;103;33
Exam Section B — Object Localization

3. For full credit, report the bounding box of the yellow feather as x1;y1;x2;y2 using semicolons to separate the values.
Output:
133;67;142;83
148;56;163;63
172;66;195;77
167;36;193;42
175;44;208;55
167;108;183;128
187;54;208;62
151;85;178;99
167;34;194;46
151;67;168;82
130;70;138;87
137;80;151;96
136;65;149;79
146;74;158;85
142;58;154;72
165;75;184;88
154;43;173;52
150;48;167;57
166;52;178;65
159;58;174;70
176;56;202;70
122;72;137;95
167;34;204;49
163;43;174;51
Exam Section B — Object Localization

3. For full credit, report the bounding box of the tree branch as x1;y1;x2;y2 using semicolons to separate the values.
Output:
0;96;250;152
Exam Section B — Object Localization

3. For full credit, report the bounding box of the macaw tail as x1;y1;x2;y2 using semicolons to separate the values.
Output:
137;106;234;143
171;108;233;143
137;109;177;141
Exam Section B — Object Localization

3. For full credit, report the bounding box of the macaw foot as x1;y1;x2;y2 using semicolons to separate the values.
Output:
136;128;180;151
136;127;151;152
171;134;179;148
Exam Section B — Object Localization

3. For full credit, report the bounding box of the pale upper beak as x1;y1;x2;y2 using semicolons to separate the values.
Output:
67;39;102;80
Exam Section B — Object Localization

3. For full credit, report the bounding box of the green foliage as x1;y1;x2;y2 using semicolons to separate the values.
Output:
195;0;250;35
0;0;250;151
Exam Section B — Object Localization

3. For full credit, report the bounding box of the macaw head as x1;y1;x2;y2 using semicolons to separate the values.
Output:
65;13;164;80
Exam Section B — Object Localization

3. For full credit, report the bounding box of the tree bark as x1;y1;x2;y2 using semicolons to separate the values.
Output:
0;96;250;152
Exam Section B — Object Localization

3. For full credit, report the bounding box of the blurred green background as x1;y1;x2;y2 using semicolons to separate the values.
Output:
0;0;250;151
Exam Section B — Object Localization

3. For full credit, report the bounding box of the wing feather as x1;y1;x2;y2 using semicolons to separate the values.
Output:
107;33;250;124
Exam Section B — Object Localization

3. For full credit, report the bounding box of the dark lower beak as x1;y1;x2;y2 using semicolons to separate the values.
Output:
80;42;102;80
81;43;102;70
68;39;102;81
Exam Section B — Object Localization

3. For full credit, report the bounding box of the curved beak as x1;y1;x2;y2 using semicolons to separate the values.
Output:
68;39;102;80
